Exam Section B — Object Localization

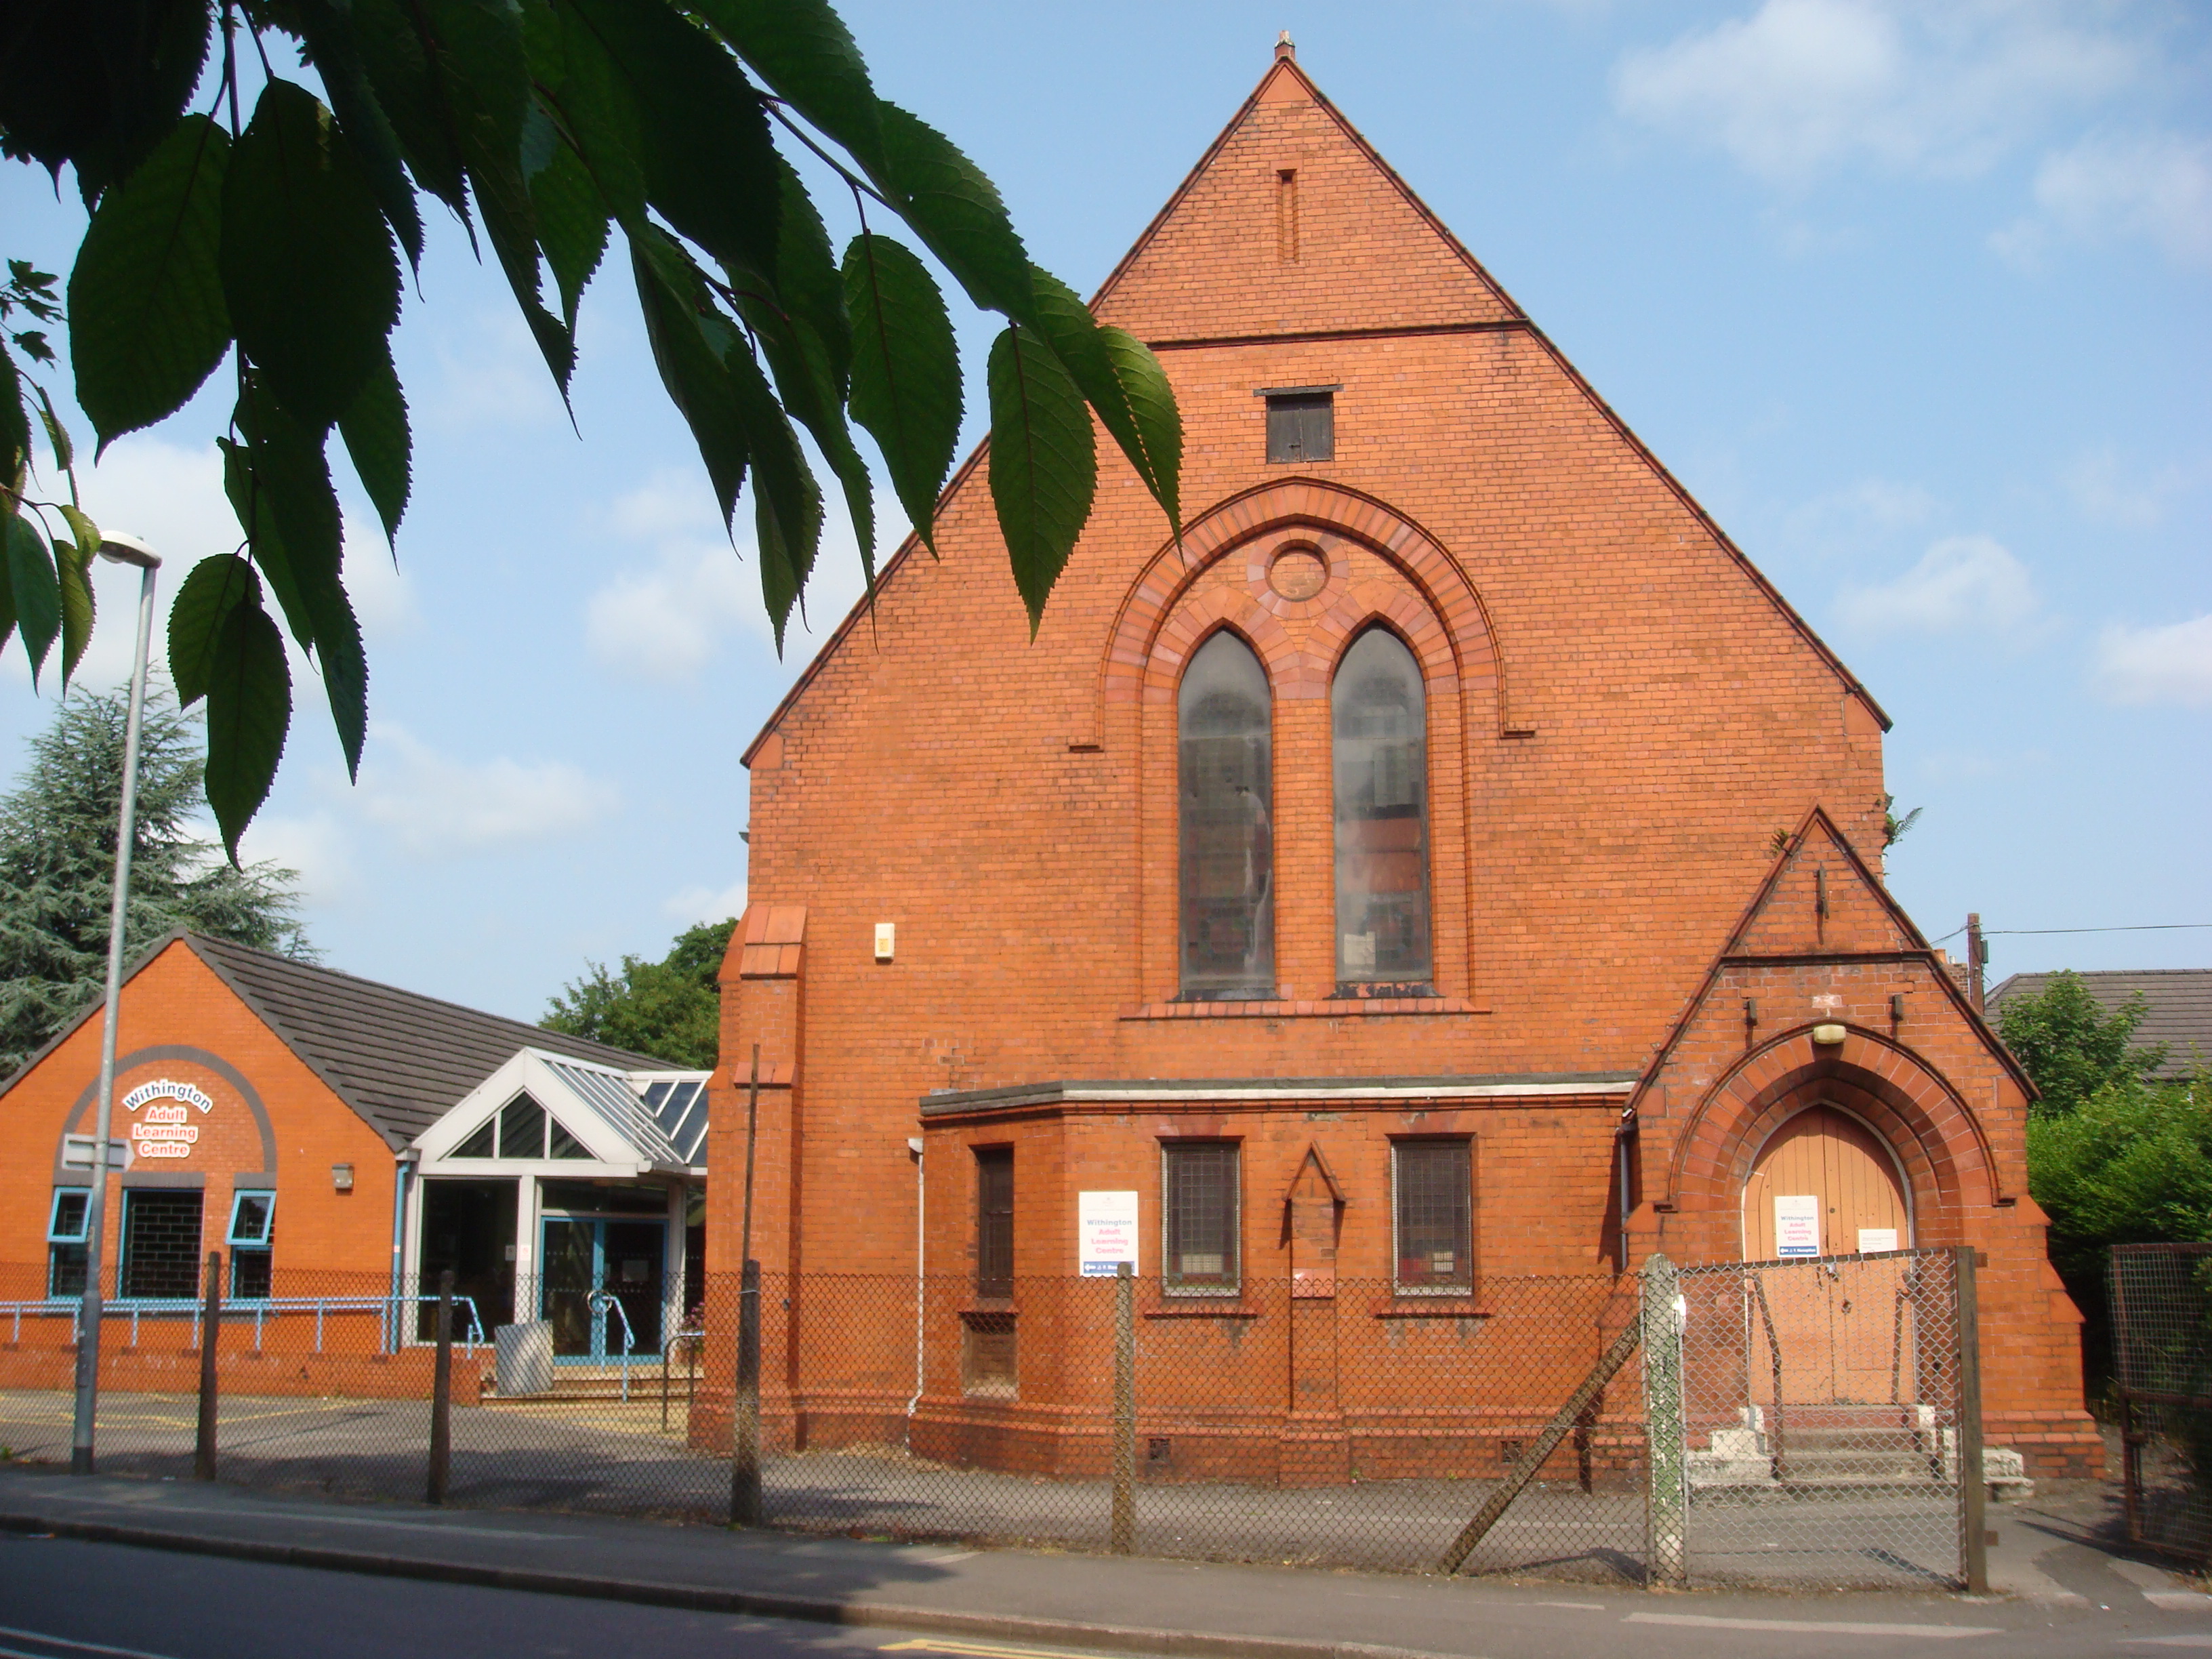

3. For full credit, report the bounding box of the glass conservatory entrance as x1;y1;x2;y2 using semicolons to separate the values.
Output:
540;1198;667;1361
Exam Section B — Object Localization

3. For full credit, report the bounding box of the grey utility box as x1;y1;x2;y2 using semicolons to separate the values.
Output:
493;1319;555;1396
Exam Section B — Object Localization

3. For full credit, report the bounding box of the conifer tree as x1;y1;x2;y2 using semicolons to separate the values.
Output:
0;684;311;1074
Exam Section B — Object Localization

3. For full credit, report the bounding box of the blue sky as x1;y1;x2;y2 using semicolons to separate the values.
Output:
3;0;2207;1020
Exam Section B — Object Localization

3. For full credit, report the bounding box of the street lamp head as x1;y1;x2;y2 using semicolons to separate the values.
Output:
96;531;160;569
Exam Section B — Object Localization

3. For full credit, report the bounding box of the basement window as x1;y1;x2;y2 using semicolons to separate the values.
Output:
1263;388;1336;463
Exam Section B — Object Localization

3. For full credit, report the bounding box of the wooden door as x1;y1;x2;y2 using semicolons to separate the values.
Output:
1742;1107;1913;1404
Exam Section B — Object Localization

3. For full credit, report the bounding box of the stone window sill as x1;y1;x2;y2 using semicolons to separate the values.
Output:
1143;1300;1263;1319
1122;996;1485;1020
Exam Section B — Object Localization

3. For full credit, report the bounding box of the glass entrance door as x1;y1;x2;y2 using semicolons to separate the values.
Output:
539;1215;666;1359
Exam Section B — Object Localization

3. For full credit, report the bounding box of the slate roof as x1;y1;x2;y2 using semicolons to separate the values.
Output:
1986;968;2212;1081
3;931;676;1151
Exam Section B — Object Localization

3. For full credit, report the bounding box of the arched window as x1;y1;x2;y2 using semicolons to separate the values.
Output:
1333;627;1430;988
1179;631;1274;998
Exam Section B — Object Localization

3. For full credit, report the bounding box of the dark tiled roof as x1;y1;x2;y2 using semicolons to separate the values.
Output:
1986;969;2212;1081
184;934;675;1149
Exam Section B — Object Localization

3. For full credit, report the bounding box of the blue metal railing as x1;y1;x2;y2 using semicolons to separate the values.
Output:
586;1289;638;1400
1;1293;485;1355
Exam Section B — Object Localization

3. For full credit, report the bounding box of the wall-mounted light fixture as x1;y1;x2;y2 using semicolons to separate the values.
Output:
1811;1025;1847;1047
331;1162;355;1191
874;923;895;962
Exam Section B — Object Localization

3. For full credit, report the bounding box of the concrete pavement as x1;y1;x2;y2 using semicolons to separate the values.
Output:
1;1465;2206;1659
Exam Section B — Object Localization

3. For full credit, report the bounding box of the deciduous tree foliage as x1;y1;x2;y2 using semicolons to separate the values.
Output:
0;684;313;1076
541;916;734;1068
1;0;1184;855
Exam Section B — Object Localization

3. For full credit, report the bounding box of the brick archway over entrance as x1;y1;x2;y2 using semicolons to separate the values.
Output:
1664;1024;2003;1259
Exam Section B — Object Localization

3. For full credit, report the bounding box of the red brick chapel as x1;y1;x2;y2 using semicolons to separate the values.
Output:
708;43;2099;1480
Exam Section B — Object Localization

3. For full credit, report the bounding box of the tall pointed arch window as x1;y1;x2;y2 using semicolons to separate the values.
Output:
1179;631;1274;998
1334;627;1431;989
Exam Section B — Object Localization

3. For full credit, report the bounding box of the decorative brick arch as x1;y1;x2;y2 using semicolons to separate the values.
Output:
1667;1025;2003;1229
1097;478;1506;736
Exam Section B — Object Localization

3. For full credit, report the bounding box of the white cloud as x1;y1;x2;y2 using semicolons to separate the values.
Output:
662;876;748;927
422;308;569;432
1835;534;2039;636
2091;614;2212;708
1784;476;1938;560
237;811;359;903
1613;0;2141;186
352;722;618;855
1995;131;2212;269
584;466;884;684
2062;445;2203;530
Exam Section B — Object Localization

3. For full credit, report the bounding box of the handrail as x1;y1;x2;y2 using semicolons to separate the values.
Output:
1;1292;485;1355
587;1289;638;1401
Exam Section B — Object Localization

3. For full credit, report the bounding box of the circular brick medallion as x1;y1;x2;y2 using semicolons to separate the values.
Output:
1267;547;1328;601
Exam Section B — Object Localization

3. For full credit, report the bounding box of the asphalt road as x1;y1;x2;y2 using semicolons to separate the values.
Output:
1;1531;2209;1659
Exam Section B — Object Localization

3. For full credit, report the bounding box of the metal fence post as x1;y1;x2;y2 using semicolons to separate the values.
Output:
1641;1251;1687;1587
194;1251;222;1481
427;1268;453;1505
731;1258;762;1525
1956;1246;1987;1595
1112;1261;1135;1553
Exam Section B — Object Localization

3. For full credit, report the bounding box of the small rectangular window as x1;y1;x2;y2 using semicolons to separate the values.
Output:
228;1191;275;1246
975;1147;1014;1298
47;1188;91;1243
1266;392;1334;463
1162;1142;1240;1294
1394;1140;1474;1294
47;1188;90;1299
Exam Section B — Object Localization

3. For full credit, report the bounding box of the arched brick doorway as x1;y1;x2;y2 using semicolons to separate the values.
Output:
1741;1105;1912;1261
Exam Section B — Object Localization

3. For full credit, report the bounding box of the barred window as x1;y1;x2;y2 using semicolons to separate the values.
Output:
1179;632;1274;999
1334;627;1431;989
1163;1142;1240;1294
120;1188;203;1300
1393;1140;1473;1293
975;1147;1014;1298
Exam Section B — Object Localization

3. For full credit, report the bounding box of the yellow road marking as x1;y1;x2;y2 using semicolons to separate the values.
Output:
880;1641;1107;1659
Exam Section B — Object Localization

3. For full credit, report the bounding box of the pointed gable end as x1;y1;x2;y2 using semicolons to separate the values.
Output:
1091;55;1517;343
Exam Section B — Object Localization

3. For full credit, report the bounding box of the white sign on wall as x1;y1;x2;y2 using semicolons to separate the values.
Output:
1774;1194;1822;1258
1078;1190;1140;1277
1857;1228;1900;1254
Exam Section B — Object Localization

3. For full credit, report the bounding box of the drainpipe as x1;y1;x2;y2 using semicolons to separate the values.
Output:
905;1136;924;1435
388;1147;419;1353
1614;1108;1636;1275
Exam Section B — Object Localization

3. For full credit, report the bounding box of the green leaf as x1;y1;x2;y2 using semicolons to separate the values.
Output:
4;510;62;686
33;382;74;474
338;348;412;547
725;344;823;647
1025;267;1181;533
772;155;850;395
0;507;16;659
631;233;751;529
54;504;99;685
0;350;28;487
987;324;1094;634
876;103;1031;323
0;0;213;205
228;384;369;778
295;0;428;270
169;554;262;709
1100;325;1182;535
563;0;781;282
529;139;609;331
842;232;960;553
352;0;470;218
204;597;293;861
67;113;232;450
222;80;402;432
693;0;884;173
533;1;649;232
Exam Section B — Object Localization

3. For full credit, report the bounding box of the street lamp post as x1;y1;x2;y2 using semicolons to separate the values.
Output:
69;531;162;1475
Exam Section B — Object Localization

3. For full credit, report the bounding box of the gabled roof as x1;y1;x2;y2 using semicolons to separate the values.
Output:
1987;969;2212;1082
417;1047;710;1172
2;931;674;1151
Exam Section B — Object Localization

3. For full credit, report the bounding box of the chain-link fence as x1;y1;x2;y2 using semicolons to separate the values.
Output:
0;1249;1985;1589
2112;1243;2212;1562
